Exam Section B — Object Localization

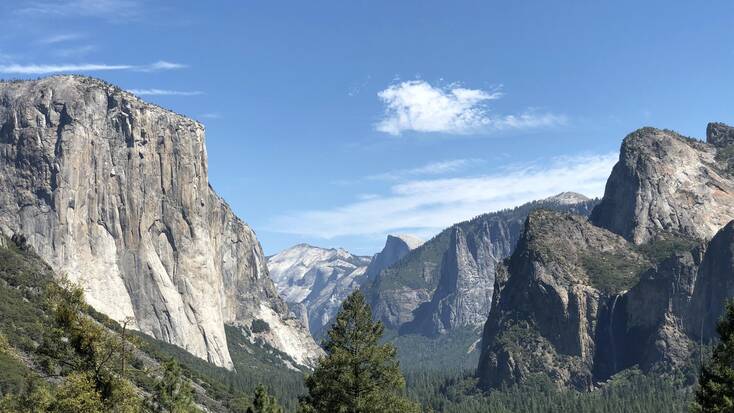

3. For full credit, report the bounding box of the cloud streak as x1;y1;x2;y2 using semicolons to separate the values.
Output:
375;80;566;135
18;0;141;21
269;153;617;239
0;60;186;74
127;88;203;96
366;159;483;181
38;33;83;44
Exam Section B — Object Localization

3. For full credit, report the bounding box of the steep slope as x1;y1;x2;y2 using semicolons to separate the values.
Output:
0;75;320;369
367;193;598;337
268;244;371;336
478;123;734;392
477;210;652;390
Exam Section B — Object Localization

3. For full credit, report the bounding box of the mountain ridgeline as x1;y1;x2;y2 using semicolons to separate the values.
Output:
478;123;734;391
364;192;598;338
0;76;321;370
267;234;423;338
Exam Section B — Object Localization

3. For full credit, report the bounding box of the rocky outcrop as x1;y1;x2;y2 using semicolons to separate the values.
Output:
268;244;371;337
478;123;734;392
364;234;423;281
0;76;321;369
591;126;734;244
368;193;597;335
477;210;650;390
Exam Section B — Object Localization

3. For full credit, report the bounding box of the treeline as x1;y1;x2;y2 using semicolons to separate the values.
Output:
3;233;733;413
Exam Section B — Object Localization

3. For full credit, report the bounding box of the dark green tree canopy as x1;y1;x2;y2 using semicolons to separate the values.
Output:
247;384;283;413
695;300;734;412
299;291;419;413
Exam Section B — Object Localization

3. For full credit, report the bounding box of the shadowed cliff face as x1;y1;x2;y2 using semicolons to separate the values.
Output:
478;123;734;392
477;210;650;391
0;76;321;369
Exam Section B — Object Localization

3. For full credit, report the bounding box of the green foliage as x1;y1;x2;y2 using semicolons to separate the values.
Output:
406;368;691;413
52;372;105;413
246;385;283;413
694;300;734;412
0;376;53;413
251;319;270;334
637;236;699;263
580;252;649;293
300;291;419;413
153;359;197;413
383;326;480;372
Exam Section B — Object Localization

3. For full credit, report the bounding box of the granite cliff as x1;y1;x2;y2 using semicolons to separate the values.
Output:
0;75;321;369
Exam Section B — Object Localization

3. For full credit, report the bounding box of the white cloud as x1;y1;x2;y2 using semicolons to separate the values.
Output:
269;153;618;239
375;80;566;135
128;89;203;96
138;61;187;72
0;61;186;74
376;80;501;135
366;159;482;181
38;33;83;44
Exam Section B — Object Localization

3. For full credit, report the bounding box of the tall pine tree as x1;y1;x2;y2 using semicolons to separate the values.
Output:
694;300;734;412
247;384;283;413
299;291;419;413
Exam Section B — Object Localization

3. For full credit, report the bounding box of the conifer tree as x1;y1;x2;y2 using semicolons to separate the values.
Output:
299;291;419;413
694;301;734;412
153;359;197;413
247;384;283;413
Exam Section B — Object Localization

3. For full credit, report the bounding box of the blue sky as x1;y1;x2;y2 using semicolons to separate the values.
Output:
1;1;733;255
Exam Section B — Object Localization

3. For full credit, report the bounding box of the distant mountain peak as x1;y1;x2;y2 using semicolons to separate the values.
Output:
543;191;590;205
388;233;424;250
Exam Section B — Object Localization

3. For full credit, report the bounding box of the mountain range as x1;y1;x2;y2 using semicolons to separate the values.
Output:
267;234;423;337
5;75;734;409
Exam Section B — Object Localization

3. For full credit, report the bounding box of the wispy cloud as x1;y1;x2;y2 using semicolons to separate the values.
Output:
0;60;186;74
366;159;483;181
375;80;566;135
199;113;222;119
38;33;83;44
53;45;96;58
269;153;617;238
139;61;187;71
127;88;203;96
18;0;140;21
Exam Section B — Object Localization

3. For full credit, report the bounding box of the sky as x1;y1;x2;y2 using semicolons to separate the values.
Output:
1;1;733;255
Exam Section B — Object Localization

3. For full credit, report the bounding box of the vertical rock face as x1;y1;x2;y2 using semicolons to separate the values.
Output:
591;127;734;244
0;76;320;369
688;222;734;340
364;234;423;281
367;193;598;335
